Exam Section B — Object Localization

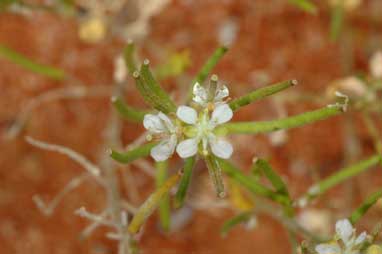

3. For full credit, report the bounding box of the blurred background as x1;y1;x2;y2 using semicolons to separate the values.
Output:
0;0;382;253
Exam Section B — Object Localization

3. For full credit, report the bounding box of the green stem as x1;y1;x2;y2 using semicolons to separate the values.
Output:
174;156;197;208
330;5;344;41
110;143;156;164
206;155;226;198
123;40;137;74
112;97;148;123
0;44;66;80
349;189;382;224
187;46;228;100
220;212;252;237
128;173;180;234
216;105;344;135
155;161;171;232
300;155;381;204
218;159;290;206
229;80;297;111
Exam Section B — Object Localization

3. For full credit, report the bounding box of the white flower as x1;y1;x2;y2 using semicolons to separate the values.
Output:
370;51;382;79
143;112;178;162
192;82;229;107
315;219;369;254
175;104;233;159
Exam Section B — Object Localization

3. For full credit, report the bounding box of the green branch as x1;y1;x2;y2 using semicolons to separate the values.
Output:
112;97;147;123
216;105;344;135
110;143;156;164
0;44;66;80
229;80;297;111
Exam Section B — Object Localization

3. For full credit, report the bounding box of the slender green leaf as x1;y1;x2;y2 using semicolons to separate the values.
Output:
123;40;137;74
229;80;297;111
0;44;66;80
155;161;171;232
330;5;344;41
300;155;381;204
187;46;228;99
206;155;225;198
216;105;344;135
350;189;382;224
110;143;156;164
254;159;289;197
174;156;197;208
220;212;252;237
112;97;147;122
288;0;317;14
218;159;290;206
128;173;180;234
134;61;176;113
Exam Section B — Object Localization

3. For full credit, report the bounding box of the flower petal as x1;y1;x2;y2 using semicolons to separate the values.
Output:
176;138;198;158
214;85;229;101
335;219;353;244
143;114;166;133
150;135;177;162
211;104;233;125
193;82;208;105
176;106;198;125
355;232;368;245
209;136;233;159
158;112;175;132
315;243;341;254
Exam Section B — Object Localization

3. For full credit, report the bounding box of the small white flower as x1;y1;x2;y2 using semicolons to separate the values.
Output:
192;82;229;107
176;104;233;159
315;218;369;254
143;112;178;162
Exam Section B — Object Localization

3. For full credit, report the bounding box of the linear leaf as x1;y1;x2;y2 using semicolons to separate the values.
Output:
288;0;317;14
229;80;297;111
350;189;382;224
155;161;171;232
110;143;156;164
220;212;252;237
112;97;147;122
174;156;197;208
128;173;180;234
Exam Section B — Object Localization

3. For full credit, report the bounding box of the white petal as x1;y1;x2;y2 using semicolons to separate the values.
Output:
143;114;166;133
209;136;233;159
176;106;198;125
158;112;175;132
192;82;208;105
150;135;177;162
315;243;341;254
176;138;198;158
355;232;368;245
211;104;233;125
214;85;229;101
335;219;353;244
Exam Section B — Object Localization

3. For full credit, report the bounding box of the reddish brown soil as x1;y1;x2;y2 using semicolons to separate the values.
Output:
1;1;381;254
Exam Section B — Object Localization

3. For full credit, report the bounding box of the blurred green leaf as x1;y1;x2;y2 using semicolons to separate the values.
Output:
112;97;147;123
155;161;171;232
0;44;66;80
288;0;317;14
220;212;252;237
174;156;197;208
110;143;156;164
350;189;382;224
128;173;180;234
155;50;191;80
330;5;344;41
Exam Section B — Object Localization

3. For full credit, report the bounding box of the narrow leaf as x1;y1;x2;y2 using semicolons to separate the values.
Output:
128;173;180;234
254;159;289;197
174;156;197;208
0;44;66;80
206;155;226;198
218;159;290;206
112;97;147;122
110;143;156;164
229;80;297;111
288;0;317;14
123;40;137;74
350;189;382;224
187;46;228;99
300;155;381;204
155;161;171;232
220;212;252;237
217;105;344;135
329;5;344;41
